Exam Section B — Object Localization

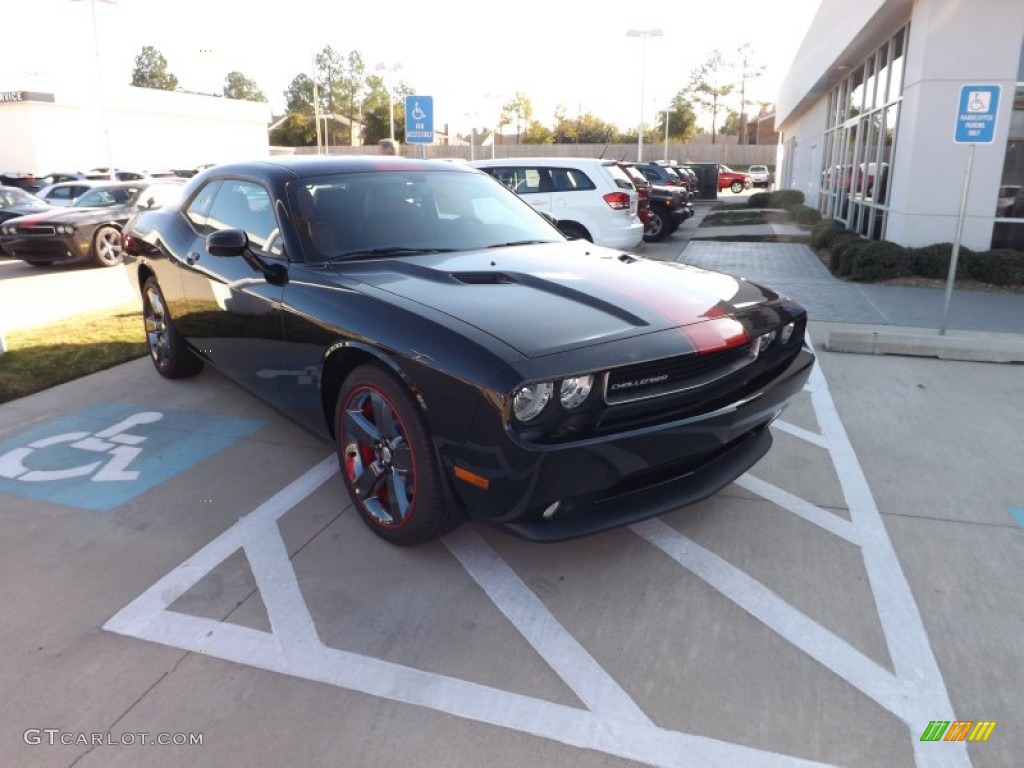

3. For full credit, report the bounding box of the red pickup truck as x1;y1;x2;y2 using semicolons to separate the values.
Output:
717;164;752;194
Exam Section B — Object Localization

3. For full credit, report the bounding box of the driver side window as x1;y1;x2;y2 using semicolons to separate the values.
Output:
206;180;282;257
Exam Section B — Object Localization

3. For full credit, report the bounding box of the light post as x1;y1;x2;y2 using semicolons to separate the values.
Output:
375;62;403;141
663;107;670;162
626;28;663;163
72;0;116;173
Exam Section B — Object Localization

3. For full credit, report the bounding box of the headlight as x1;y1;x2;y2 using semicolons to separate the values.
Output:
755;330;777;356
513;382;553;422
56;225;74;235
559;375;593;409
780;321;796;345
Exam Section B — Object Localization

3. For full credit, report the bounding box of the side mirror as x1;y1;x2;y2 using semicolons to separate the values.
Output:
206;228;248;257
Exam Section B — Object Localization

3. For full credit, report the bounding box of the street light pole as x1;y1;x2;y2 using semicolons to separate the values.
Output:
627;28;663;163
72;0;116;173
663;108;670;162
376;62;403;141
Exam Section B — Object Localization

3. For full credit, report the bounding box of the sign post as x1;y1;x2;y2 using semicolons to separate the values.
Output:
404;95;434;158
943;84;1001;334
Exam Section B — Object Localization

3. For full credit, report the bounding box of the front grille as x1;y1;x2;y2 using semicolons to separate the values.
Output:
15;226;56;235
604;343;753;404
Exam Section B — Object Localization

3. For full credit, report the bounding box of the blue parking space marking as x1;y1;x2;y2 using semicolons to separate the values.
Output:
0;402;263;512
1012;507;1024;530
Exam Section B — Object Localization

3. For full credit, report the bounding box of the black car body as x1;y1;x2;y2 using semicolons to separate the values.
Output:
122;156;814;545
0;185;51;225
0;180;184;267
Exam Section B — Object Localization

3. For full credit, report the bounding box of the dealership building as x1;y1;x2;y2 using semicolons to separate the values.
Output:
0;85;271;176
776;0;1024;252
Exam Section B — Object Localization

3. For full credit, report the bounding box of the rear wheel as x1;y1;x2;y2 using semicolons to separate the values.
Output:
337;363;459;545
559;222;593;242
642;209;670;242
142;277;204;378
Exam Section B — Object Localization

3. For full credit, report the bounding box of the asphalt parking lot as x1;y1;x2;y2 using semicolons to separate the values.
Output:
1;237;1021;767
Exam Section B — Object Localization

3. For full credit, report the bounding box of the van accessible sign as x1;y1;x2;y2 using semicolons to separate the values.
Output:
954;85;1000;143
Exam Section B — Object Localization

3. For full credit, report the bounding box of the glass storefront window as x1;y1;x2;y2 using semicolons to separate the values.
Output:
819;25;907;238
992;39;1024;250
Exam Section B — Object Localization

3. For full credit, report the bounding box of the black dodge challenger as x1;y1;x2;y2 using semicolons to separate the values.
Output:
122;156;814;545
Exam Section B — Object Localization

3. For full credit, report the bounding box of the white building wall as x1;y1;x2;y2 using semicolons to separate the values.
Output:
885;0;1024;248
0;87;271;174
776;0;1024;250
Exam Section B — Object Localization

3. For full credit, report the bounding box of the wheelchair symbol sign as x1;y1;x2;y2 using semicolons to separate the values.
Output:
0;403;263;511
0;411;163;482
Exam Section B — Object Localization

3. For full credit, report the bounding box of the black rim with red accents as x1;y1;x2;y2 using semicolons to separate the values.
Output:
341;385;416;528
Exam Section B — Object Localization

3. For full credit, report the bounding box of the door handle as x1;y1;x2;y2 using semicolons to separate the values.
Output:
186;252;200;266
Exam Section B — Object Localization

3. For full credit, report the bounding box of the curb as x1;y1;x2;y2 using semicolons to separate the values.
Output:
825;330;1024;363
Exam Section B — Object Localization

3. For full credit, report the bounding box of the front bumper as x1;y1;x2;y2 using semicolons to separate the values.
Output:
446;346;815;541
0;235;91;264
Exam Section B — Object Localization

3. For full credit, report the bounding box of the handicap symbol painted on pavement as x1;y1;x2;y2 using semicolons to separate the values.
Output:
0;402;263;512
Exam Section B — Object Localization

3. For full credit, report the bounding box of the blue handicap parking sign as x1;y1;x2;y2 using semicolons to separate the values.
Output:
0;402;263;512
405;95;434;144
954;84;1000;143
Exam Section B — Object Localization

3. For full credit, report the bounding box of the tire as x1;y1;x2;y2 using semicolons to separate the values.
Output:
141;276;204;379
642;209;670;242
730;181;744;194
91;224;124;266
336;363;459;545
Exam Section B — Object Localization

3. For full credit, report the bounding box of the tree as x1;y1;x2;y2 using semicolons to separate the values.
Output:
685;50;733;144
719;110;742;136
283;73;316;115
732;44;766;144
313;47;367;144
522;120;553;144
131;46;178;91
269;113;317;147
500;92;533;144
658;95;699;142
223;71;267;102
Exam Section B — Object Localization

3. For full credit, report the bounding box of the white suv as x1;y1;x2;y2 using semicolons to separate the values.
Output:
470;157;644;250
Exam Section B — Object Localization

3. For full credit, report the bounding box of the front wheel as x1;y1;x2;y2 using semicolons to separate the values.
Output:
142;276;204;378
92;224;124;266
730;181;744;194
337;364;459;545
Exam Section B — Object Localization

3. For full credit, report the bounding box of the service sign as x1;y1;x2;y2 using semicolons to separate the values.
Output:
954;85;1000;143
0;91;56;104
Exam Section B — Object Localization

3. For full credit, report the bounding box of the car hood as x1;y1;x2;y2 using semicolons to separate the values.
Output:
334;242;781;359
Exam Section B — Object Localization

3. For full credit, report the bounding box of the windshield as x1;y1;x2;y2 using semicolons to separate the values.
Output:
73;186;140;208
289;169;563;262
0;188;46;208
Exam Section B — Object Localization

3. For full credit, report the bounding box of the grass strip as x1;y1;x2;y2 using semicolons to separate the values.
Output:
0;302;148;404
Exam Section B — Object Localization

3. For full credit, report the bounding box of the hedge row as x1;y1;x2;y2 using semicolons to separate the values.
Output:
747;189;805;209
809;220;1024;285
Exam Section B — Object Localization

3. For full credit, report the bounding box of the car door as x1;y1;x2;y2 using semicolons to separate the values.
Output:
175;178;288;400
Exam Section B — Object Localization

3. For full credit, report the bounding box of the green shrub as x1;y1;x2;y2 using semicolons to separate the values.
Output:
966;248;1024;285
747;191;771;208
907;243;974;279
768;189;805;208
809;219;848;250
832;235;870;276
787;204;822;225
849;241;912;282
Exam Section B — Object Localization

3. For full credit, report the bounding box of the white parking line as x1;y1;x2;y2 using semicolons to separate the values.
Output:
104;353;966;767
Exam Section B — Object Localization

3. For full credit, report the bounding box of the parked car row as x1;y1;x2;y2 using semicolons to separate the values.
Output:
0;179;186;267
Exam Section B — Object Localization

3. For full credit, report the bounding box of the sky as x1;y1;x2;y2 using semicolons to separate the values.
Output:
2;0;822;135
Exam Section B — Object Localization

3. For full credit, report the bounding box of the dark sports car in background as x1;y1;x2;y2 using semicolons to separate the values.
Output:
0;180;184;267
123;156;814;545
0;185;51;225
